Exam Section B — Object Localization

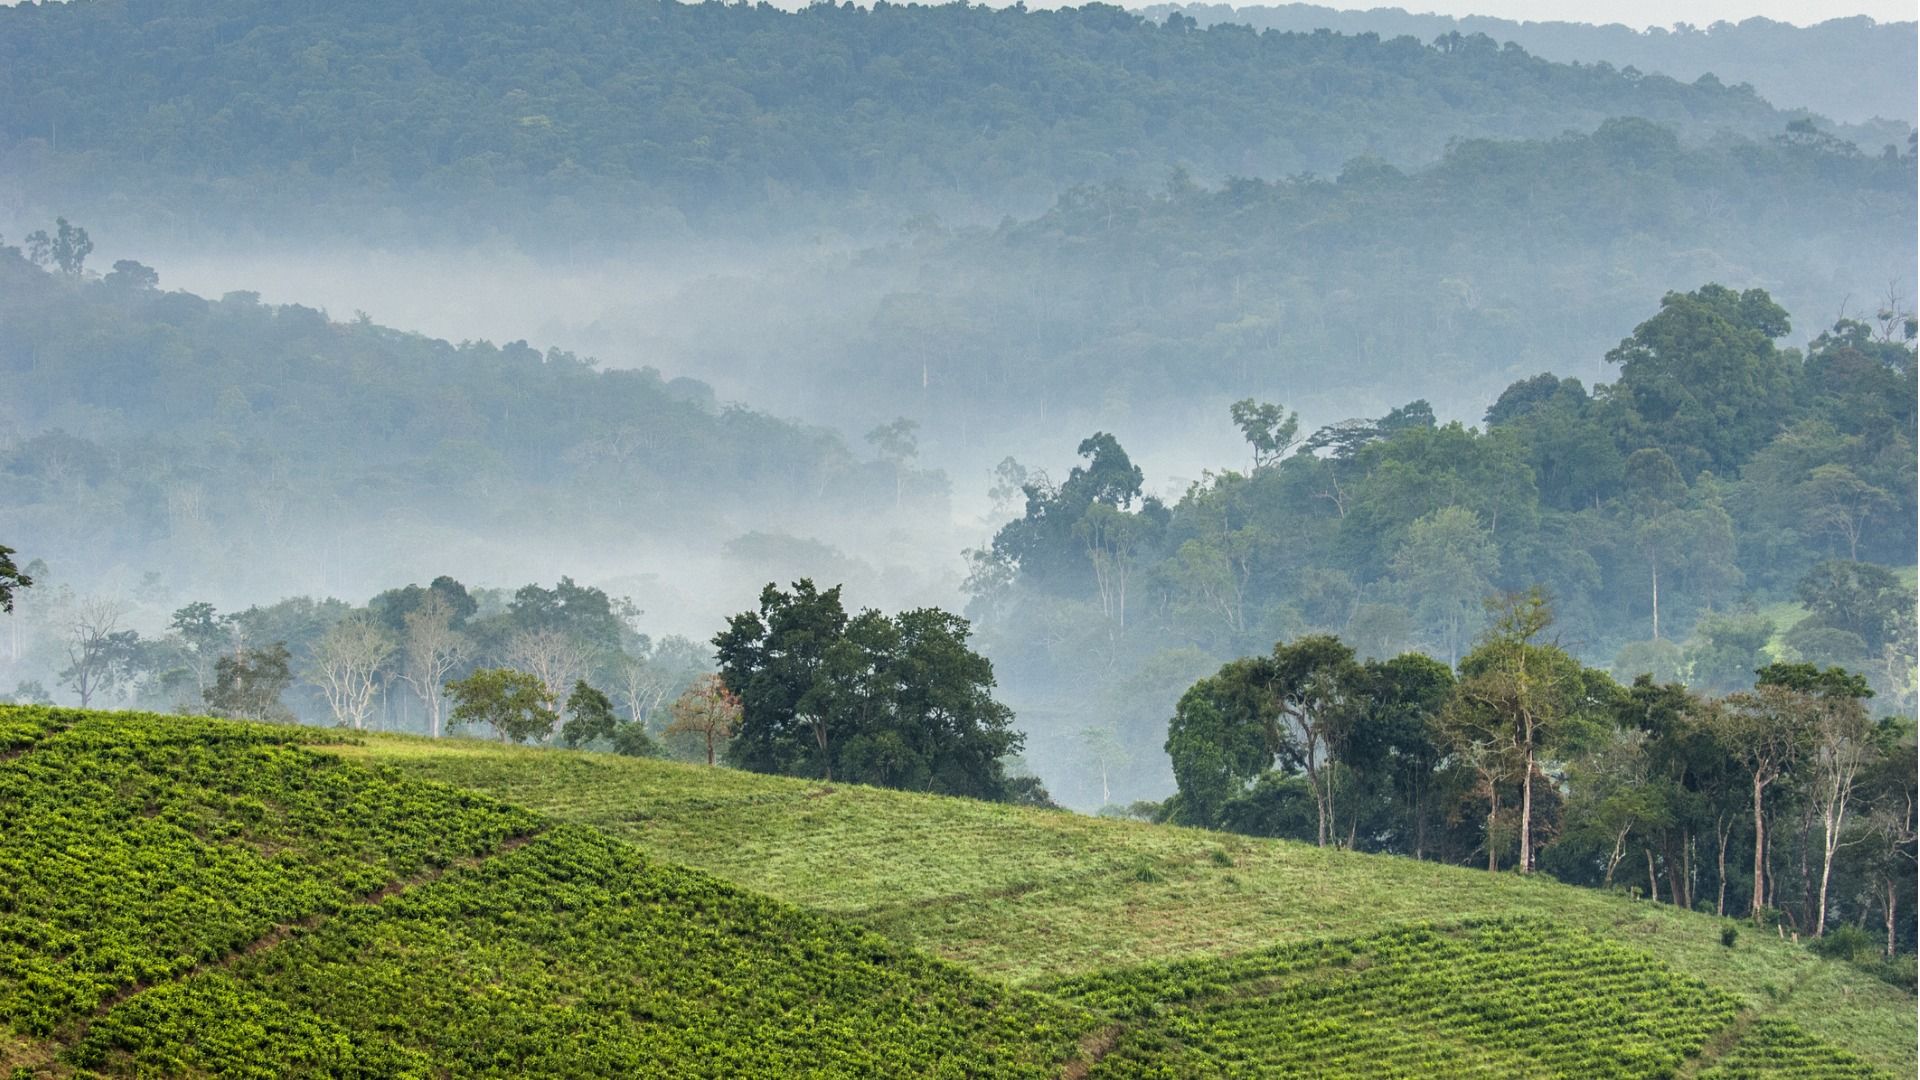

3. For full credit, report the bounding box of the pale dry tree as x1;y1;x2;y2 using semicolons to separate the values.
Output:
311;614;394;730
399;593;467;738
504;627;590;723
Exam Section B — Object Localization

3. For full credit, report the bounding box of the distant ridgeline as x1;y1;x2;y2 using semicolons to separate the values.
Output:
0;248;925;598
674;118;1916;434
0;0;1899;243
1141;4;1917;125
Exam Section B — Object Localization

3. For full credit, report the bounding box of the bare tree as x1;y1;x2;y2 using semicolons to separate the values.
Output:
311;615;394;730
504;627;590;722
1807;693;1874;936
60;596;130;708
616;654;676;730
399;593;467;738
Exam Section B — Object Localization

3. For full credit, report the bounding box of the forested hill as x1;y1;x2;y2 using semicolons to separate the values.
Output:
1142;4;1917;125
643;118;1916;437
0;0;1889;245
0;248;921;601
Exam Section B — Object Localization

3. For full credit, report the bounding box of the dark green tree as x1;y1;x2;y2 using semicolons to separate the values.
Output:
0;544;29;612
446;667;557;745
715;581;1022;798
204;643;295;723
1604;284;1796;478
561;680;620;748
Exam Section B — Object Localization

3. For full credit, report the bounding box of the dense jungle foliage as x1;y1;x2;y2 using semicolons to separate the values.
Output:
971;283;1917;807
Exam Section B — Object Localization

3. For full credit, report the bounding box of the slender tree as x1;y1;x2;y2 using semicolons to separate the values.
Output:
310;615;393;730
664;673;742;766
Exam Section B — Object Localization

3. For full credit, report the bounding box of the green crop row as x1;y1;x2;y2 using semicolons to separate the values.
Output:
1047;919;1884;1079
72;825;1089;1078
0;707;538;1035
1697;1020;1886;1079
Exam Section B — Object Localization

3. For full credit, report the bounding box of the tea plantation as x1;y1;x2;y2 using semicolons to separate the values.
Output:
340;733;1917;1076
0;709;1083;1077
1;708;1908;1077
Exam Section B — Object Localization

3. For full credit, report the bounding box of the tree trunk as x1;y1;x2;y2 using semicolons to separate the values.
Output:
1650;560;1661;641
814;720;833;782
1486;787;1500;873
1715;825;1729;917
1306;759;1329;848
1666;834;1687;911
1413;781;1427;861
1750;775;1767;919
1816;819;1836;937
1646;848;1659;903
1886;879;1899;957
1605;826;1629;888
1519;747;1535;873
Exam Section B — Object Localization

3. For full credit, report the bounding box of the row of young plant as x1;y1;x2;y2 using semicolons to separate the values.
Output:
0;706;535;1037
71;825;1090;1078
1048;918;1880;1079
1697;1021;1888;1080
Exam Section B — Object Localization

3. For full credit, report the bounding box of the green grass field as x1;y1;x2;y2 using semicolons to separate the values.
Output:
337;734;1918;1075
3;707;1909;1078
0;709;1084;1077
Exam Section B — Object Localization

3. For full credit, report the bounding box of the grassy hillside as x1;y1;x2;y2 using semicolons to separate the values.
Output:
3;706;1905;1077
340;735;1918;1075
0;708;1084;1077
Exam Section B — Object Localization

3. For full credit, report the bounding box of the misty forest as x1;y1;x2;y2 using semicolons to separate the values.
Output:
1;1;1915;1077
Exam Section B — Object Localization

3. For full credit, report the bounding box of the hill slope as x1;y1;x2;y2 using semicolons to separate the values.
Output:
0;708;1084;1077
340;734;1918;1074
0;249;914;603
0;0;1876;242
1144;4;1917;125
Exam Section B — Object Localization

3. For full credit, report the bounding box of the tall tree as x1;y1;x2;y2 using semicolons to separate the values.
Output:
310;614;392;730
664;673;742;766
1267;635;1365;849
1757;663;1876;936
715;579;849;780
865;418;920;509
400;592;468;738
60;596;134;708
1388;506;1498;666
1451;590;1612;873
1713;672;1829;920
1229;398;1300;472
446;667;556;744
0;544;30;613
204;642;294;723
1605;283;1795;477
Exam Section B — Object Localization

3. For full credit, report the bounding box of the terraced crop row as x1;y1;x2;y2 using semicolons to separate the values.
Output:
72;825;1089;1079
0;708;539;1036
1047;920;1885;1079
345;735;1916;1078
0;709;1093;1078
1697;1020;1886;1079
